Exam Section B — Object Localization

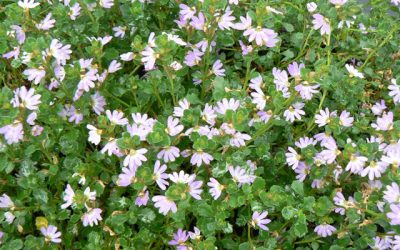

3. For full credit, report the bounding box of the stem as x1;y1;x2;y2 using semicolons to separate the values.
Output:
163;65;177;106
247;223;253;248
243;56;252;91
326;30;331;66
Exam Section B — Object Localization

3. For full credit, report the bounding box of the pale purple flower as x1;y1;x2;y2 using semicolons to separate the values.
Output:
179;4;196;20
239;40;253;55
91;92;106;115
166;116;184;136
330;0;348;7
67;105;83;124
48;39;72;65
333;191;346;215
273;67;290;93
10;25;26;44
36;13;55;30
152;195;177;215
23;67;46;85
284;102;305;123
371;100;387;116
11;86;41;110
294;162;310;182
41;225;61;243
345;154;368;174
360;161;387;180
108;60;122;73
249;75;263;92
0;121;24;144
215;98;240;114
170;61;183;71
120;52;134;61
372;112;394;131
188;180;203;200
339;110;354;127
383;182;400;203
201;104;217;125
387;204;400;225
117;165;137;187
106;110;128;125
31;125;43;136
314;223;336;237
312;14;330;35
123;148;148;169
230;132;251;147
157;146;180;163
218;7;235;30
369;236;391;250
184;49;203;67
244;26;279;47
295;81;320;100
173;99;190;117
393;236;400;249
392;0;400;5
69;3;81;20
295;137;317;148
207;178;224;200
345;64;364;79
315;108;335;127
101;138;122;156
81;208;102;227
78;68;97;92
61;184;75;209
190;150;213;167
190;12;205;30
229;166;254;186
141;46;157;71
189;227;201;240
307;2;317;13
3;46;20;59
153;160;169;190
389;79;400;104
251;211;271;231
251;89;268;110
169;228;189;250
288;62;305;78
100;0;113;8
113;26;126;38
212;60;225;76
5;212;15;224
135;188;149;206
286;147;301;169
0;194;14;209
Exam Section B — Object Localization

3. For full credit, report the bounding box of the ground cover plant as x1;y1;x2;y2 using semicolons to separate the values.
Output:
0;0;400;249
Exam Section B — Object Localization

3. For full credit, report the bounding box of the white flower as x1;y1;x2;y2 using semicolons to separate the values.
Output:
345;154;368;174
106;110;128;125
173;99;190;117
157;146;180;162
23;67;46;85
100;0;114;8
11;86;41;110
4;212;15;224
315;108;336;127
41;225;62;243
61;184;75;209
120;52;134;61
36;13;56;30
81;208;102;227
360;161;388;180
168;170;194;184
215;98;240;114
141;46;157;71
113;26;126;38
307;2;317;12
228;166;255;186
166;116;184;136
18;0;40;10
108;60;122;73
87;125;102;145
251;89;268;110
230;132;251;147
0;194;14;209
286;147;301;169
345;64;364;78
152;195;177;215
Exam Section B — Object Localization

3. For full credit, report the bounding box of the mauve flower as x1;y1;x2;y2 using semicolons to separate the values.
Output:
330;0;348;7
215;98;240;114
387;204;400;225
315;108;335;127
207;178;224;200
239;40;253;55
41;225;62;243
339;110;354;127
166;116;184;136
295;137;317;148
288;62;305;78
190;12;205;30
286;147;301;169
345;154;368;174
393;236;400;249
296;81;320;100
314;223;336;237
5;211;15;224
312;14;330;35
152;195;177;215
188;179;203;200
113;26;126;38
244;26;278;47
91;92;106;115
3;46;20;59
169;228;189;250
294;161;310;182
31;125;43;136
179;4;196;20
78;68;97;92
230;132;251;147
369;236;391;250
392;0;400;5
10;25;26;44
371;100;387;116
251;211;271;231
81;208;102;227
201;104;217;125
229;166;254;186
284;102;305;123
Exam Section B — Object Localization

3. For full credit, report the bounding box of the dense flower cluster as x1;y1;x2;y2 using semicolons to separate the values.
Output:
0;0;399;249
